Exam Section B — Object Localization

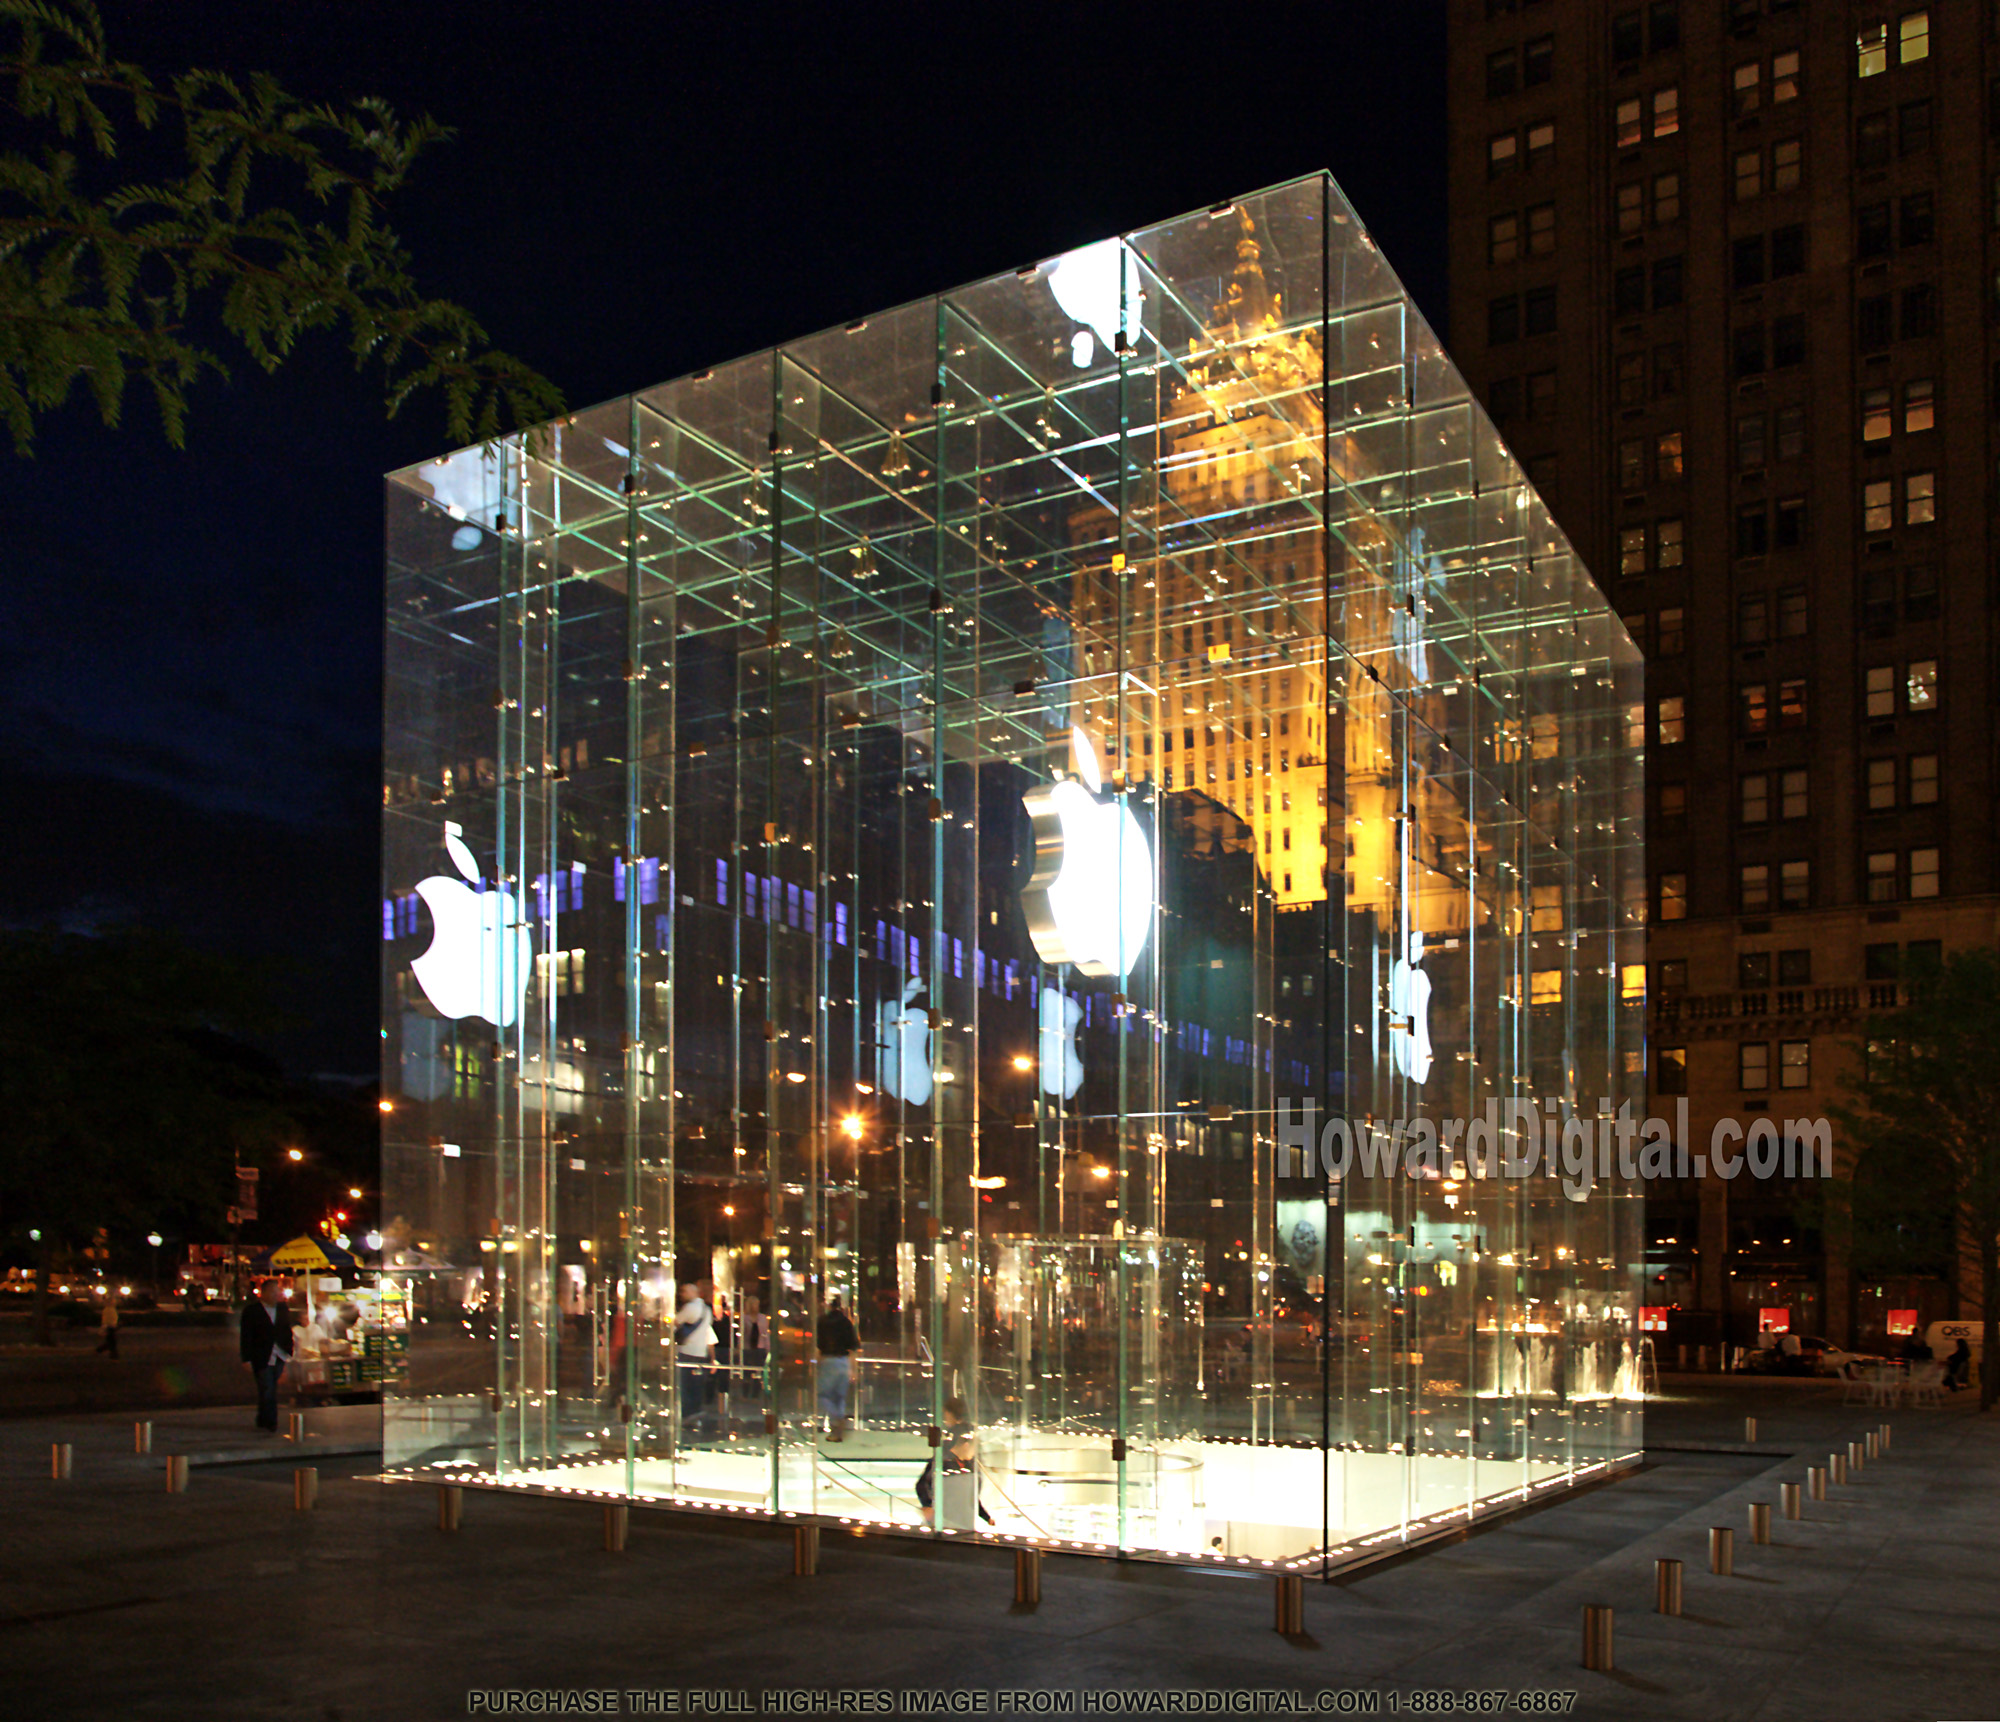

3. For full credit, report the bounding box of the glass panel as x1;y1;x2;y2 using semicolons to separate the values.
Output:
382;173;1643;1571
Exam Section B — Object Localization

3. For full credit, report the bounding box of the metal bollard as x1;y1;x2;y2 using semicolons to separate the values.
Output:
1655;1557;1683;1616
134;1421;152;1454
1697;1345;1709;1373
1830;1453;1847;1485
286;1412;307;1442
293;1468;318;1511
1014;1548;1042;1607
1274;1573;1305;1635
1676;1344;1688;1370
51;1443;72;1481
1808;1466;1826;1501
1781;1482;1802;1521
1745;1416;1758;1443
1849;1440;1865;1473
792;1524;819;1576
1865;1431;1878;1460
165;1455;189;1494
1748;1503;1771;1545
603;1504;628;1552
1581;1605;1615;1672
437;1484;463;1532
1879;1423;1891;1454
1709;1526;1734;1576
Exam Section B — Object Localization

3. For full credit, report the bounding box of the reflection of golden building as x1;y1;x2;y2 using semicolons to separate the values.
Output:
1071;214;1468;937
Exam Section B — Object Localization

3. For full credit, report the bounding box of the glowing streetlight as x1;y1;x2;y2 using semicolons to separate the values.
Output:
287;1148;303;1162
1010;1054;1033;1072
840;1114;865;1143
348;1187;364;1200
377;1099;394;1114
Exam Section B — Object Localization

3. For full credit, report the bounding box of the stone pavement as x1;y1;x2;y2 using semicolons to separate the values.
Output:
2;1379;1994;1722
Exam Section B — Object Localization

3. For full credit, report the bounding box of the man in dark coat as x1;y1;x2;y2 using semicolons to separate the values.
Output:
239;1279;296;1432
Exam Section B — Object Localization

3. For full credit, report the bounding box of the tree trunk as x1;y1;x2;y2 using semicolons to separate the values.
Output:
31;1234;54;1347
1983;1234;1998;1413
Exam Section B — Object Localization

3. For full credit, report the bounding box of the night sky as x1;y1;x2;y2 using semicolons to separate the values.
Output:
1;2;1449;1076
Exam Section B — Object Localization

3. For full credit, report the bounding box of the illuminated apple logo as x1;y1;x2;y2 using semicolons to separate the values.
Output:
1038;986;1084;1100
1020;729;1154;979
410;822;531;1027
876;977;934;1106
1389;927;1433;1086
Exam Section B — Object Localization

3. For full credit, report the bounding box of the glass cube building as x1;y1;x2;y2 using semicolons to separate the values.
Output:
381;173;1645;1569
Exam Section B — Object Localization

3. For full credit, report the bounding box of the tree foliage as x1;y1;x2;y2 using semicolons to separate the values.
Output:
0;928;296;1341
1;0;565;451
1831;946;2000;1408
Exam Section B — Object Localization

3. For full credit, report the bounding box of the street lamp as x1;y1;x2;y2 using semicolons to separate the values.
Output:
146;1232;162;1297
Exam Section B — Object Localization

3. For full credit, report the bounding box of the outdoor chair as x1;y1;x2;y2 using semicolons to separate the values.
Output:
1906;1361;1945;1409
1839;1361;1874;1406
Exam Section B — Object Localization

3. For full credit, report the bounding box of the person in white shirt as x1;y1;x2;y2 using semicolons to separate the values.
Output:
674;1283;715;1437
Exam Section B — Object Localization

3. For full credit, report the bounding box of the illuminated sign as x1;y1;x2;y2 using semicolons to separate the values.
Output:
410;823;532;1027
1019;730;1154;979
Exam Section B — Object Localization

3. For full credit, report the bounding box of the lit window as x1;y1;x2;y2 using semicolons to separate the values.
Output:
1620;964;1646;1003
1780;770;1809;820
1657;1045;1687;1093
1526;120;1555;163
1904;379;1934;434
1734;62;1761;116
1906;658;1937;709
1858;22;1888;77
1863;480;1894;533
1740;1043;1770;1089
1623;699;1647;748
1656;429;1683;478
1652;86;1679;137
1734;149;1762;202
1779;1040;1811;1090
1619;525;1647;576
1490;131;1519;174
1866;851;1898;902
1741;773;1770;824
1616;97;1643;148
1740;864;1771;912
1771;137;1802;192
1908;753;1938;805
1905;470;1935;525
1656;695;1685;745
1862;387;1893;443
1909;846;1939;898
1899;10;1929;64
1740;683;1770;735
1780;859;1810;909
1866;757;1897;811
1616;182;1643;234
1659;874;1687;921
1657;517;1684;566
1653;171;1680;222
1530;969;1564;1004
1865;665;1896;718
1489;212;1520;264
1772;49;1799;102
1778;679;1807;729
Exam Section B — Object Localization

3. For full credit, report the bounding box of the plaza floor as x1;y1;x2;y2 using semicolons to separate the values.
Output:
2;1376;1994;1721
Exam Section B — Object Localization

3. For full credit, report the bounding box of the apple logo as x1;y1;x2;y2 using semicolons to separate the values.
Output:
410;822;532;1028
1047;239;1144;369
1389;926;1433;1086
414;452;499;553
1037;986;1084;1100
876;977;934;1107
1020;729;1155;979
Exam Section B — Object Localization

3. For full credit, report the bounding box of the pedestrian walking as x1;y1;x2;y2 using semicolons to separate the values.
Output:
239;1279;295;1432
94;1294;119;1359
816;1293;860;1441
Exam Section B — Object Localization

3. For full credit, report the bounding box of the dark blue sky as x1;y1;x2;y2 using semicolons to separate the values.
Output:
1;1;1448;1073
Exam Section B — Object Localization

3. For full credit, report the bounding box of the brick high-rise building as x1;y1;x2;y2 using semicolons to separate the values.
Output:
1448;0;2000;1351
